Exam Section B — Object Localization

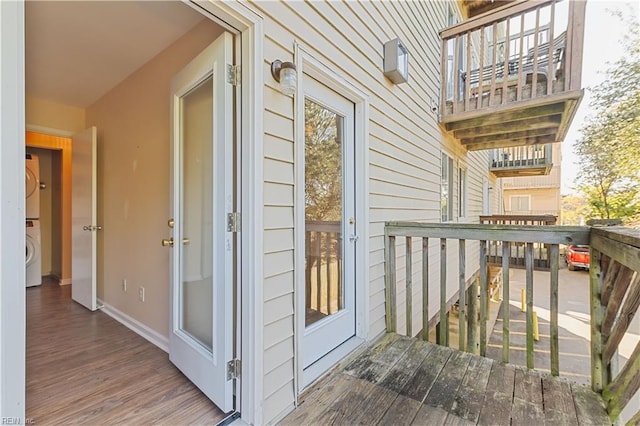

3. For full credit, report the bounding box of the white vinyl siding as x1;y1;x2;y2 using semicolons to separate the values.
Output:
441;153;454;222
250;1;493;423
459;167;467;218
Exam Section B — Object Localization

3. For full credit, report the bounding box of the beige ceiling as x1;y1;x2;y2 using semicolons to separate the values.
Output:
26;1;206;108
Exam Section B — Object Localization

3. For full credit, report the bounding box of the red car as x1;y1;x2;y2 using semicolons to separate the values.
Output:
566;244;590;271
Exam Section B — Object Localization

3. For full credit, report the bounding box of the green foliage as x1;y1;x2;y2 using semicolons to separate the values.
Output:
574;9;640;226
304;99;342;221
561;194;589;225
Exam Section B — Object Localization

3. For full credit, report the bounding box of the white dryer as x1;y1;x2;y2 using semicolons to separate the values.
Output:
26;153;40;219
26;220;42;287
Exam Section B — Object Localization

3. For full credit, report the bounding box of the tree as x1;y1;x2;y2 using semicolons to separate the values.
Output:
574;9;640;226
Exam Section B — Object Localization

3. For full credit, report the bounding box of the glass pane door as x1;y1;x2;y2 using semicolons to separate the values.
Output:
181;75;214;350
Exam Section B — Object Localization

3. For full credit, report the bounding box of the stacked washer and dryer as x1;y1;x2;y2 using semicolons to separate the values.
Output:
26;153;42;287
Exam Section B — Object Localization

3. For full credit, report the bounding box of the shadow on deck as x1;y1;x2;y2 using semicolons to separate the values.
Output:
280;333;609;425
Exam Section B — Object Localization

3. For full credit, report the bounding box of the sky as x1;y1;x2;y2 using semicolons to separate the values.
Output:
561;0;640;195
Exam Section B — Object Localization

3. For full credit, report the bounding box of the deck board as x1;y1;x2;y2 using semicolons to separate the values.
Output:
280;333;611;425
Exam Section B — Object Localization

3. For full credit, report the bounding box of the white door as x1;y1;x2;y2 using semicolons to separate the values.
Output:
303;76;357;368
166;32;234;412
71;126;98;311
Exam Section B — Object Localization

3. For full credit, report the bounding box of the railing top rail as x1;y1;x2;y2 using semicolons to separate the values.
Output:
385;221;590;245
591;226;640;250
480;214;557;221
440;0;558;39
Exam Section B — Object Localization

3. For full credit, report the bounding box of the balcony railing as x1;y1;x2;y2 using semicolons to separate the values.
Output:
384;222;640;422
439;0;585;151
490;143;552;177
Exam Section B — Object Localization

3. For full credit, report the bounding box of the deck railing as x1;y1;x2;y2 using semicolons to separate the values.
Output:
590;226;640;422
384;222;640;422
440;0;584;116
491;143;552;169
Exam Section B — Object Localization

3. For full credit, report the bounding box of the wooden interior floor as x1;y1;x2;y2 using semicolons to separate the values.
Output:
280;333;610;426
27;277;226;425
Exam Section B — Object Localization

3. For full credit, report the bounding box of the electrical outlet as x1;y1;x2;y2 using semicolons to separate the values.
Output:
122;279;127;292
138;286;145;302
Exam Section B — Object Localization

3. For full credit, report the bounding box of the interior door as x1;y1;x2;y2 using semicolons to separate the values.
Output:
71;126;98;311
166;32;234;412
303;76;357;368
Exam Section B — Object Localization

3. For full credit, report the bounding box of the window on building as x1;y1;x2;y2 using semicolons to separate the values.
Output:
458;167;467;218
441;153;454;222
510;195;530;212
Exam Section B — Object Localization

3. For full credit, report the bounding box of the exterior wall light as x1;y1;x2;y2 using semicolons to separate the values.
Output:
383;38;409;84
271;60;297;96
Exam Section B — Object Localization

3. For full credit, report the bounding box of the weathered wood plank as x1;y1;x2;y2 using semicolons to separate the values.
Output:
443;414;475;426
358;337;414;384
385;233;397;332
480;240;488;356
542;375;579;425
601;265;634;337
406;237;413;337
572;383;611;426
526;243;535;369
590;248;605;391
439;238;448;346
411;405;448;426
512;368;544;425
477;363;516;426
422;237;429;341
423;350;473;411
385;222;590;245
550;243;560;375
467;279;478;354
311;376;380;425
459;239;467;351
450;355;493;422
348;383;398;426
603;338;640;421
278;374;354;426
590;233;640;277
603;273;640;365
502;242;510;363
600;258;620;307
378;339;434;394
400;343;451;402
342;333;401;378
379;394;422;426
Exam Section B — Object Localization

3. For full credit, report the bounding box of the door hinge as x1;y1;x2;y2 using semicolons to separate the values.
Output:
227;359;241;380
227;212;241;232
227;64;240;86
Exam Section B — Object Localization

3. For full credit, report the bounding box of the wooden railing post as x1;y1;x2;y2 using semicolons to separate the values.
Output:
525;242;535;369
406;237;413;337
385;232;397;333
502;242;510;363
549;244;559;376
459;239;466;351
479;240;488;356
590;247;604;392
467;277;479;354
421;237;429;341
438;238;448;346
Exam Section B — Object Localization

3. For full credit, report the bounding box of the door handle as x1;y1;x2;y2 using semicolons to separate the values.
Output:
161;238;174;247
182;238;190;245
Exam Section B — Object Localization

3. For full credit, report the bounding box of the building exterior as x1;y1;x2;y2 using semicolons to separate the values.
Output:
0;1;584;424
500;142;562;220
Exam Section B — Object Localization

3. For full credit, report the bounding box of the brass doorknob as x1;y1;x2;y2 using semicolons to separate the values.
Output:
168;219;175;229
182;238;190;245
161;238;174;247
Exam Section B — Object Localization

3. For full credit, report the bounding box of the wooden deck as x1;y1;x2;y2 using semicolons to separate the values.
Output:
26;277;225;424
280;334;610;425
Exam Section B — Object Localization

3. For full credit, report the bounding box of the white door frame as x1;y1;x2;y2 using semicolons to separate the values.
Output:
0;0;26;419
293;42;370;393
184;1;264;424
0;0;264;423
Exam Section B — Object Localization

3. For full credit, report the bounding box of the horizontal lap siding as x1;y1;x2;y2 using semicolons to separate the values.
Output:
250;1;492;423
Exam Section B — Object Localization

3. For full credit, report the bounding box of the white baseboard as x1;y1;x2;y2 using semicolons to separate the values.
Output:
97;298;169;352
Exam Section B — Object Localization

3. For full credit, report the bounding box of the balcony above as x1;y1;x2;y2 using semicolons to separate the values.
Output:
490;143;552;177
440;0;585;151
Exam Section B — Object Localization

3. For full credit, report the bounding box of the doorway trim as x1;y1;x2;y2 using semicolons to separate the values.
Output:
293;42;370;394
0;0;25;418
185;1;264;424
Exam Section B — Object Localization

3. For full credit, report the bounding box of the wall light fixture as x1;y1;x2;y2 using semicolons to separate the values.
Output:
271;60;297;96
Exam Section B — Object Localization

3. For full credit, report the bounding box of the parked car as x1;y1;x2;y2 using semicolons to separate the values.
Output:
566;244;590;271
